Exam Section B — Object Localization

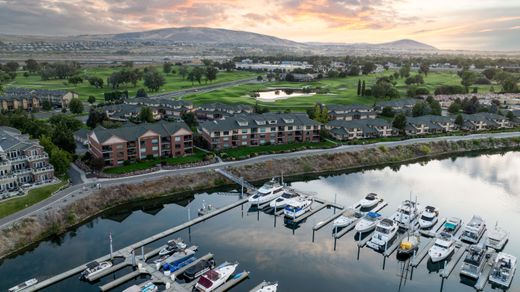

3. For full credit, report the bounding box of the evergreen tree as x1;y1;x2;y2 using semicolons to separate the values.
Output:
361;81;366;96
357;80;361;96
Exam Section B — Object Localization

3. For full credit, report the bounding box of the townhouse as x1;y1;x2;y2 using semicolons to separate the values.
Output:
102;104;162;122
88;121;193;167
405;115;456;135
326;104;377;121
198;113;321;150
326;119;396;141
0;88;77;111
461;113;512;131
0;127;54;195
125;98;193;118
374;99;418;113
195;103;254;120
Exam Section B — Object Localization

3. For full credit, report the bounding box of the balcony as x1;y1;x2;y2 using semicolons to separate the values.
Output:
27;153;49;162
32;166;54;174
12;168;31;176
8;155;28;163
0;174;16;183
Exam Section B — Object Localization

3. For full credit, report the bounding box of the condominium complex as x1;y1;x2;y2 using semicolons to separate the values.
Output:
199;113;321;150
88;121;194;167
0;127;55;195
0;88;77;111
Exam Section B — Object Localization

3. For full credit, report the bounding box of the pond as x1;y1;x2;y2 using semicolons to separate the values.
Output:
255;89;315;102
1;151;520;291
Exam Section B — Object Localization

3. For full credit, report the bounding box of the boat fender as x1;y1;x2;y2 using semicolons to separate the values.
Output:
155;262;161;270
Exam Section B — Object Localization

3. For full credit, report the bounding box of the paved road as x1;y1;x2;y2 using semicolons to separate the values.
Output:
150;78;260;99
1;131;520;229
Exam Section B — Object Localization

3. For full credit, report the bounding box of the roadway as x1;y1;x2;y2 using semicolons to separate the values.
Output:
1;131;519;229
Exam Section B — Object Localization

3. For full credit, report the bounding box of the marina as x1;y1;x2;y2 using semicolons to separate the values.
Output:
2;152;520;291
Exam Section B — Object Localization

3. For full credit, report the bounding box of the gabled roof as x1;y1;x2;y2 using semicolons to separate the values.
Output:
375;98;418;108
326;104;372;112
200;113;320;132
91;120;192;144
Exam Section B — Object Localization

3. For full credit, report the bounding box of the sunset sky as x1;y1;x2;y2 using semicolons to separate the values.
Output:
0;0;519;50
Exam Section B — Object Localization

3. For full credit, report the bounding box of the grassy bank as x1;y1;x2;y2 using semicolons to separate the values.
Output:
219;141;336;160
1;137;519;259
0;180;67;219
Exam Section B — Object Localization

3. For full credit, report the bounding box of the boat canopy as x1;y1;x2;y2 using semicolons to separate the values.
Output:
425;206;436;212
86;261;99;269
444;222;457;230
367;212;381;218
365;193;377;200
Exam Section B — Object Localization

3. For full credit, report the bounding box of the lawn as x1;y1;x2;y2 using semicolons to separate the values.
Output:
7;65;258;102
103;149;209;174
218;141;337;159
184;71;497;111
0;179;68;219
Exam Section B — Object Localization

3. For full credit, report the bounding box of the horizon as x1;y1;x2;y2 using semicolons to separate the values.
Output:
0;0;519;51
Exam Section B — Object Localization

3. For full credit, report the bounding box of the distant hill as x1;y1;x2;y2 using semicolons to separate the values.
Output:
78;27;301;47
376;39;437;50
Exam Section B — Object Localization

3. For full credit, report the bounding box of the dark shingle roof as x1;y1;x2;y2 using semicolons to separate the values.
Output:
200;113;320;132
91;121;191;144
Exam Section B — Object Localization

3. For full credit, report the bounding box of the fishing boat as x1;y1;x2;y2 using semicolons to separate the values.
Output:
194;262;238;291
248;178;284;206
332;208;363;229
154;245;197;266
486;223;509;251
184;259;216;281
366;219;399;252
397;233;420;258
358;193;380;209
198;200;217;216
441;217;462;236
460;245;487;279
418;206;439;229
123;281;158;292
460;215;486;244
8;278;38;292
80;261;113;280
283;196;313;218
489;252;517;288
269;188;300;209
428;232;456;263
252;282;278;292
158;238;187;256
355;212;381;233
391;200;422;229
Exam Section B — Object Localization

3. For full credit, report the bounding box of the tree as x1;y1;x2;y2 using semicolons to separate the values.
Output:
179;65;188;79
361;62;376;75
68;76;83;86
361;80;366;96
139;106;154;122
412;101;431;117
50;148;72;176
181;112;198;128
455;114;464;127
42;99;53;111
192;67;204;84
87;76;104;88
49;114;83;131
122;61;134;68
372;81;400;99
392;113;407;133
482;68;497;80
86;109;107;128
327;70;339;78
5;61;19;72
69;98;84;114
419;63;430;76
256;75;263;81
501;78;519;93
430;100;442;115
348;65;360;76
399;63;411;78
52;128;76;153
357;80;361;96
448;102;461;114
87;95;96;104
381;106;395;117
163;62;173;74
136;88;147;98
143;69;165;92
506;111;515;121
205;66;218;83
25;59;40;73
460;71;477;93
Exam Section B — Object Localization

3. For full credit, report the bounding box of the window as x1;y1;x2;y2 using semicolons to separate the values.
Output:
241;141;248;145
260;128;266;133
270;127;276;132
152;139;158;144
152;146;158;151
223;131;229;135
174;136;181;142
116;144;123;150
242;135;247;139
241;129;248;134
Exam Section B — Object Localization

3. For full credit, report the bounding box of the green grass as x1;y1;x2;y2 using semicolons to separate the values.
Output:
103;149;209;174
184;71;498;111
7;65;258;102
0;179;67;219
218;141;337;159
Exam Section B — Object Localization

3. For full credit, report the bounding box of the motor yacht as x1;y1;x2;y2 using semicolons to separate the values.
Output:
460;215;486;244
489;252;517;288
184;259;216;281
428;232;456;263
269;188;300;209
486;223;509;251
80;261;113;281
253;282;278;292
391;200;422;229
158;238;187;256
248;178;284;206
441;217;462;236
460;245;487;279
284;196;313;218
332;208;363;230
194;262;238;292
418;206;439;229
359;193;380;209
8;278;38;292
355;212;381;233
367;219;399;252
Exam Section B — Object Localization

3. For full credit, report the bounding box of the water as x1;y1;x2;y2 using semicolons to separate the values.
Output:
255;89;315;102
2;151;520;292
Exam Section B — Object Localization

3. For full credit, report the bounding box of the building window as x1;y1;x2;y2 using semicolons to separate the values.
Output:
152;139;158;144
260;128;266;133
152;146;158;151
241;129;248;134
174;136;181;142
116;144;123;150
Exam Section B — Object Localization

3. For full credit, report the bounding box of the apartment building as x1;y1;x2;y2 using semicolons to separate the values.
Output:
326;119;396;141
326;104;377;121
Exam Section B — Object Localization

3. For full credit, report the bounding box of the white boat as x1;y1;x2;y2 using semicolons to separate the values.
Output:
184;259;216;281
428;232;456;263
332;208;363;229
159;238;187;256
154;245;197;266
486;223;509;251
248;178;284;206
80;261;113;281
8;278;38;292
269;188;300;209
391;200;422;229
283;196;313;218
418;206;439;229
355;212;381;233
366;219;399;252
489;252;517;288
198;200;217;216
358;193;379;209
460;245;487;279
441;217;463;236
123;281;158;292
253;282;278;292
460;215;486;244
194;262;238;292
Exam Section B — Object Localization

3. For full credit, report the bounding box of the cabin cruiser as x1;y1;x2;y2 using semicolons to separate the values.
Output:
154;245;197;266
486;223;509;251
418;206;439;229
391;200;422;229
441;217;462;236
269;188;300;209
284;196;313;218
8;278;38;292
428;232;456;263
367;219;399;252
359;193;380;209
397;233;420;258
460;245;487;279
194;262;238;291
123;281;158;292
159;238;187;256
163;257;196;273
249;178;284;206
80;261;113;281
460;215;486;244
355;212;381;233
489;252;517;288
332;208;363;229
184;259;216;281
252;282;278;292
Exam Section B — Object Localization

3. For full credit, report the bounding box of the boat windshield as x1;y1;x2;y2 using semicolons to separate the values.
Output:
399;209;411;215
376;226;390;234
463;231;478;239
365;215;378;221
421;215;434;221
434;243;448;249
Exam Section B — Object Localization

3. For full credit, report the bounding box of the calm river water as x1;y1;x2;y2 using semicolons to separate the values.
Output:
1;151;520;292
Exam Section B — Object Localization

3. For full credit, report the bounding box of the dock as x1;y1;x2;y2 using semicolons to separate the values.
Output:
100;270;146;292
292;203;329;223
214;271;250;292
410;238;436;267
384;233;406;257
474;252;496;291
215;168;256;192
440;244;468;278
419;218;446;237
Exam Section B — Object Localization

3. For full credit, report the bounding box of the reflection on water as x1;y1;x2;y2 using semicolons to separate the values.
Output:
1;152;520;291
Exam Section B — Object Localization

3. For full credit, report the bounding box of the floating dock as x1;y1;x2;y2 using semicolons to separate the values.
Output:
410;238;436;267
214;271;250;292
474;252;496;291
440;244;468;278
384;233;406;257
419;218;446;237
